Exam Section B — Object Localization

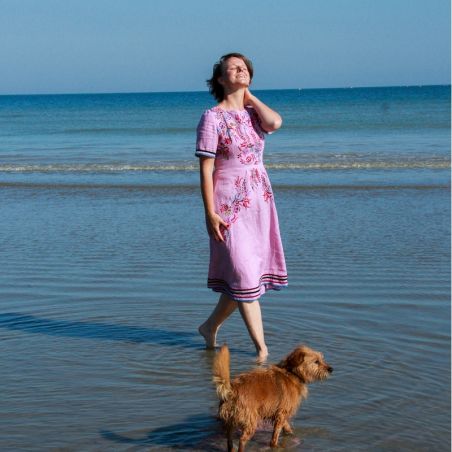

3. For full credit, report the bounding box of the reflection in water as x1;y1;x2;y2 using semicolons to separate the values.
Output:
0;312;200;348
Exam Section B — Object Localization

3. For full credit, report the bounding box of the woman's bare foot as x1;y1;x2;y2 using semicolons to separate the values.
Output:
198;323;217;349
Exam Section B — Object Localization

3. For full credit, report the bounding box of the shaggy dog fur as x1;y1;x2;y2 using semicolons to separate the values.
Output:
212;344;333;451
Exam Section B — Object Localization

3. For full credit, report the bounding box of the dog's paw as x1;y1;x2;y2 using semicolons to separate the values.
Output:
282;422;294;435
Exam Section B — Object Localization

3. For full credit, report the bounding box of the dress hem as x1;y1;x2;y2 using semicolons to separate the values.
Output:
207;276;288;302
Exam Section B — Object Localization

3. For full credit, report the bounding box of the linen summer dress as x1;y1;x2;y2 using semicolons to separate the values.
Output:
195;106;288;302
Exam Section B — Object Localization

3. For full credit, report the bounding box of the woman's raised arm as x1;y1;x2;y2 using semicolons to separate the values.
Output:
243;88;282;133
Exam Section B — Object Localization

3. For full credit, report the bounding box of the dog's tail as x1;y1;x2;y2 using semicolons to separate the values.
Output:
212;344;232;402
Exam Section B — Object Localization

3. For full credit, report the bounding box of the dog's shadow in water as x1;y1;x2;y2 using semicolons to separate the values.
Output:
100;413;225;451
100;414;321;451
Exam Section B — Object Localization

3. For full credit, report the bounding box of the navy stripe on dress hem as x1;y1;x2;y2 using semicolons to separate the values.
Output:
209;281;287;302
207;274;288;298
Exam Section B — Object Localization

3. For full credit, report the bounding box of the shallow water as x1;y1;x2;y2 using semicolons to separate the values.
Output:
0;86;450;450
0;181;449;451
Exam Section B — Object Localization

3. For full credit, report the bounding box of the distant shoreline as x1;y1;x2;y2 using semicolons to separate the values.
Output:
0;84;450;98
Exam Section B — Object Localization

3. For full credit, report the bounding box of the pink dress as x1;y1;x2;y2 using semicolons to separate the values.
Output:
196;106;288;302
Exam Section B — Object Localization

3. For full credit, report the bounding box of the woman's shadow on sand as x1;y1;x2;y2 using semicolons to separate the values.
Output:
0;312;253;357
0;312;202;349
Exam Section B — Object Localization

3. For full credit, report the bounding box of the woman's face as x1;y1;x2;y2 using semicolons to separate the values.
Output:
219;57;251;88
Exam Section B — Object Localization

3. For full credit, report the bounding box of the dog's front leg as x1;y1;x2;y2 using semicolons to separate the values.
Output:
238;425;255;452
282;420;294;435
226;424;234;452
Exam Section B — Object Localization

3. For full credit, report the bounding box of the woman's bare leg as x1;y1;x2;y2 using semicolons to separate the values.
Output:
199;294;238;348
238;300;268;362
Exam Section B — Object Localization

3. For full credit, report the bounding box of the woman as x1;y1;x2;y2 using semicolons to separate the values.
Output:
196;53;287;362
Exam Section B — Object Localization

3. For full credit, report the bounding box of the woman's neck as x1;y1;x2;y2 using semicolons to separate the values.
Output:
219;88;245;111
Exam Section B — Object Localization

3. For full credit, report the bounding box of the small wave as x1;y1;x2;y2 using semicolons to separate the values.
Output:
0;181;448;191
0;159;449;173
267;160;450;170
0;163;198;172
59;127;190;135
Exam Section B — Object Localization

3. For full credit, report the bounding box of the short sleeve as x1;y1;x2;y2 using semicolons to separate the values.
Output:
195;110;218;158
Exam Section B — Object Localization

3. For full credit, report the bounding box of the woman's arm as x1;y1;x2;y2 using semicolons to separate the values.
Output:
199;157;229;242
243;88;282;133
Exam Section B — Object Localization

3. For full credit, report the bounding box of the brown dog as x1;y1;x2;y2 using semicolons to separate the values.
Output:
213;344;333;451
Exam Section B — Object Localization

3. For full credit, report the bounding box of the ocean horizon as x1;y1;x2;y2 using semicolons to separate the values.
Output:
1;82;449;97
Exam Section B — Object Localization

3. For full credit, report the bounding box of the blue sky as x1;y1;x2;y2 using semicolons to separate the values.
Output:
0;0;450;94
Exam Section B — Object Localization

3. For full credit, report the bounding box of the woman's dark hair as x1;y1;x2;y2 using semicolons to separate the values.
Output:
206;53;254;102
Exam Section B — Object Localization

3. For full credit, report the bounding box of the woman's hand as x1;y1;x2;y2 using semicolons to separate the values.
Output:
243;88;254;107
242;88;282;133
206;212;229;242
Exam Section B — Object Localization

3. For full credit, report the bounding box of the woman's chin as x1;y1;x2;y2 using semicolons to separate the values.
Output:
234;80;250;88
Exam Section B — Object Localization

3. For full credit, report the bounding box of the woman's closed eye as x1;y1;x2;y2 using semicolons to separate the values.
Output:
232;66;247;73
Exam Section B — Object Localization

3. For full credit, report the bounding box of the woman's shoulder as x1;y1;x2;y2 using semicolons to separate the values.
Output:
197;107;222;135
202;105;222;114
198;106;222;126
199;106;220;118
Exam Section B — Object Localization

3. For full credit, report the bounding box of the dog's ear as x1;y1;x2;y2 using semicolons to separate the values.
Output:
278;346;305;371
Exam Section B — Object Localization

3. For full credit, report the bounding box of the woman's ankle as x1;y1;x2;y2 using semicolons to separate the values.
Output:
256;345;268;363
198;322;217;349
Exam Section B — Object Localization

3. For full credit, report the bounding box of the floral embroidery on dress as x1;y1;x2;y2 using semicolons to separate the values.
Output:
217;134;231;159
220;170;273;239
261;172;273;201
250;167;273;201
219;176;251;239
215;108;264;165
250;167;261;189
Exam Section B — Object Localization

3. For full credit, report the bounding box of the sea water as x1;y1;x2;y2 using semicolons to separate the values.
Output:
0;86;450;450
